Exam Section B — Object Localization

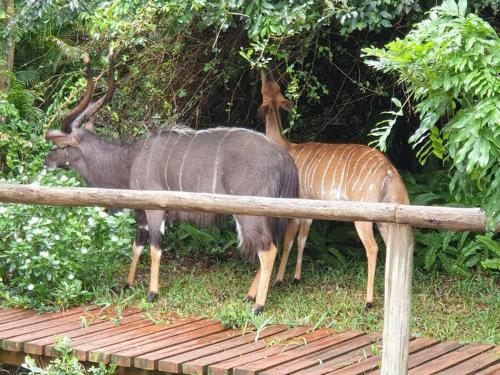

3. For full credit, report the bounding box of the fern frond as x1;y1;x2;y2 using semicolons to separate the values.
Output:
49;36;82;61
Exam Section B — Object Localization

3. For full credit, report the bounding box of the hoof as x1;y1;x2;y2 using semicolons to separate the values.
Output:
365;302;374;309
292;278;301;285
272;280;283;288
123;283;132;291
253;305;264;315
243;295;255;303
147;292;157;303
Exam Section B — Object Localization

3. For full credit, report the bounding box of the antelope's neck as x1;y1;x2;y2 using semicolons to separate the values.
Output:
79;140;133;189
265;106;290;150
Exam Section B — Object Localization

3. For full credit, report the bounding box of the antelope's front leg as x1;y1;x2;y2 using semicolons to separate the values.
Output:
244;269;261;303
145;210;166;303
254;243;278;315
125;211;149;290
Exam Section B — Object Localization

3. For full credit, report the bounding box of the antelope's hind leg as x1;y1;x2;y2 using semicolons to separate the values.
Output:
354;221;379;308
273;219;299;286
294;219;312;282
145;210;166;303
125;210;149;290
254;243;278;315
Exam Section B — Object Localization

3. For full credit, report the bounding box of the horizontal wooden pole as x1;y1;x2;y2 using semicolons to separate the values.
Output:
0;184;497;232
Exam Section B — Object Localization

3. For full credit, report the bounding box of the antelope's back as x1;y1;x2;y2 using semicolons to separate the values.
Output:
129;127;299;227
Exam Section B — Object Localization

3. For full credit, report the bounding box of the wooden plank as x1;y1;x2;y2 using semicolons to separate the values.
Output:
179;326;299;375
210;328;333;375
159;325;288;374
204;328;329;375
0;309;36;323
0;306;99;350
1;184;497;232
293;342;377;375
46;319;155;359
4;306;138;353
228;331;364;375
0;308;25;317
0;305;95;333
129;327;242;369
328;337;439;375
407;343;494;374
438;348;500;375
261;333;380;375
381;224;414;375
367;341;463;375
202;326;320;375
118;322;227;369
474;363;500;374
75;317;200;361
24;308;142;355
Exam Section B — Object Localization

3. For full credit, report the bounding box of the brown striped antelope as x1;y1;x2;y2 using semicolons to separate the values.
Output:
43;50;299;314
260;71;409;307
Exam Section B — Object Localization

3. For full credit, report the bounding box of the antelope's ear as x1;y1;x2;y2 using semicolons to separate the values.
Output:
45;129;80;147
278;98;295;112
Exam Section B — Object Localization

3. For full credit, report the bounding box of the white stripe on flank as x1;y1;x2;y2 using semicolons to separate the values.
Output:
345;149;373;196
309;145;330;197
212;129;236;193
320;144;346;198
303;146;320;196
146;133;162;182
178;134;197;191
298;146;316;176
357;158;386;194
339;146;361;197
330;145;352;196
163;134;182;190
291;144;307;162
352;153;379;192
304;144;328;197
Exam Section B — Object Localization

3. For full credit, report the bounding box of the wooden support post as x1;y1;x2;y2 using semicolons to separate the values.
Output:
381;224;415;375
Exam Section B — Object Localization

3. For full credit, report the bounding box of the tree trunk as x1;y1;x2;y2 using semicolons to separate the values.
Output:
1;0;15;95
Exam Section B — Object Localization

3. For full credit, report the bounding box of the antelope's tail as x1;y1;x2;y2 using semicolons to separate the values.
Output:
380;167;409;205
272;160;300;247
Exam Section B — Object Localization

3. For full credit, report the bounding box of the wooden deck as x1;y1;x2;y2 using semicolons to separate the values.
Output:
0;306;498;374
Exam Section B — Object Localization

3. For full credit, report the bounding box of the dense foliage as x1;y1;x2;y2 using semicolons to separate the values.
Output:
0;0;498;309
364;0;500;226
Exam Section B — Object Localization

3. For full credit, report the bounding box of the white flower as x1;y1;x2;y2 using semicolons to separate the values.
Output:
33;228;44;235
27;284;34;291
68;274;75;280
54;235;60;240
60;175;68;182
16;238;22;243
0;206;7;214
111;235;118;242
87;218;95;226
39;251;49;258
25;259;31;264
98;211;108;218
28;217;39;225
81;248;88;254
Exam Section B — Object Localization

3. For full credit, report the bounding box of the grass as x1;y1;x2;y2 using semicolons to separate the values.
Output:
95;245;500;345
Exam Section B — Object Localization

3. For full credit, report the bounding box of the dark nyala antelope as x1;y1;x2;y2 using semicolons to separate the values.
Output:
44;50;299;314
260;71;410;307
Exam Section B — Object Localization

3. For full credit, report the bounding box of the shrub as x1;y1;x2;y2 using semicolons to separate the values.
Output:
0;169;135;310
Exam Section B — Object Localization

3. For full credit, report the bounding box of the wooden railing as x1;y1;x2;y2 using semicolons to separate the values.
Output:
0;183;497;375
